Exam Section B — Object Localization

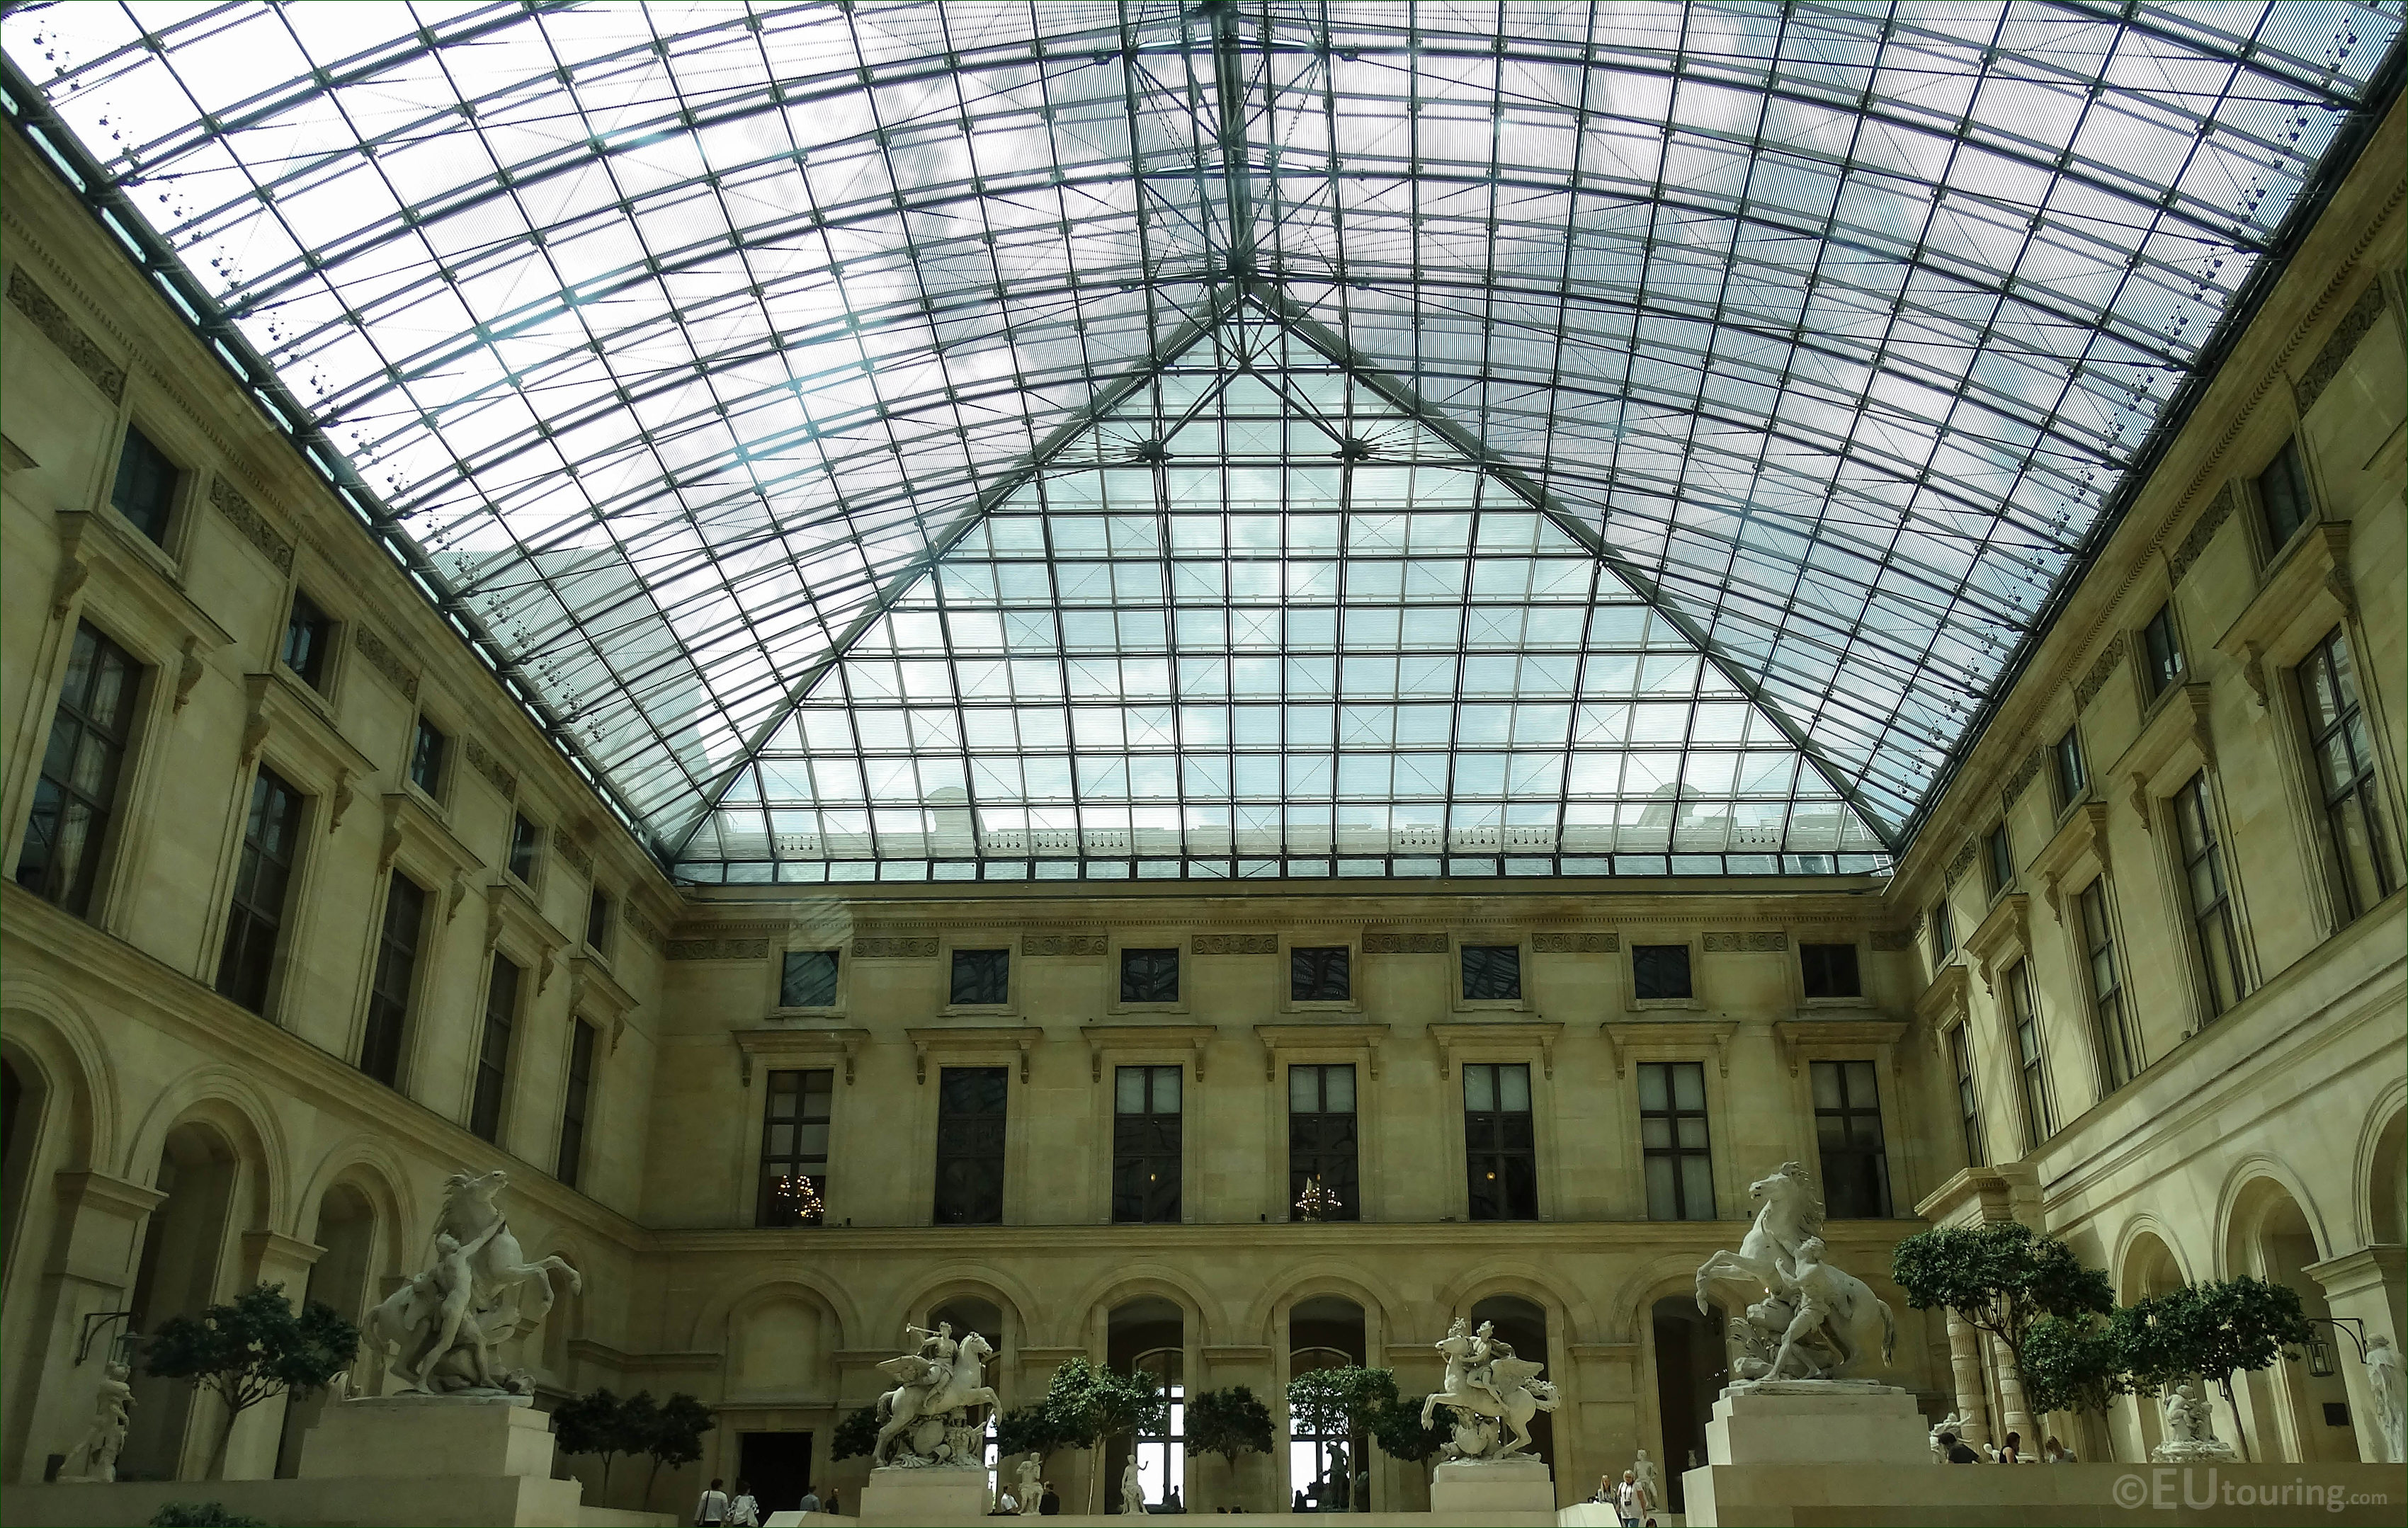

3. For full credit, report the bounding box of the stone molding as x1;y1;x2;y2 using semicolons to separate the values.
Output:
350;625;421;701
2295;279;2387;414
1363;931;1448;953
1193;933;1278;954
6;265;125;401
206;475;295;574
667;937;771;962
1599;1018;1738;1078
2073;634;2128;712
1021;933;1106;957
852;936;938;959
1703;930;1786;952
1531;932;1618;952
2167;482;2237;585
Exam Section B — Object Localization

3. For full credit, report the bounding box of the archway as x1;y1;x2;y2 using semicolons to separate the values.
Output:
1648;1296;1724;1511
2225;1180;2348;1462
2113;1231;2183;1461
1287;1294;1366;1512
1;1056;40;1288
275;1182;377;1475
120;1123;239;1480
1107;1296;1184;1512
2371;1108;2404;1247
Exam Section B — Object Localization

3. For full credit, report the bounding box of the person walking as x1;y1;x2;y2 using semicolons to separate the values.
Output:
1613;1470;1645;1527
727;1479;761;1527
797;1486;822;1515
694;1478;732;1527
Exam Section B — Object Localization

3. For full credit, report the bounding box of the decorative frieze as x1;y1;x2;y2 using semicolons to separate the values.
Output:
1192;933;1278;954
2295;280;2387;415
1868;928;1914;951
852;936;938;959
1702;931;1787;952
1021;933;1107;957
1945;839;1980;887
351;625;420;701
2001;747;2045;809
2168;481;2237;585
2074;634;2127;712
1363;931;1448;954
625;909;665;952
1531;932;1618;952
551;827;594;882
462;736;517;799
206;476;295;573
666;937;769;962
6;268;125;401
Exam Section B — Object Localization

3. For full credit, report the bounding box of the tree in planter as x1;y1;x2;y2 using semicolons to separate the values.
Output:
553;1389;647;1496
2113;1277;2312;1461
640;1393;715;1511
1287;1367;1407;1509
1891;1222;2113;1393
1039;1357;1166;1514
831;1404;882;1463
140;1282;359;1480
2019;1313;2130;1449
1367;1392;1449;1478
1185;1386;1273;1505
997;1401;1078;1495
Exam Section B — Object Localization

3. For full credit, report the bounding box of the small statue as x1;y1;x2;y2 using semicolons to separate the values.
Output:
1629;1448;1660;1510
1120;1456;1146;1515
2151;1376;2237;1462
1929;1411;1967;1463
2365;1335;2404;1464
63;1361;135;1482
1015;1454;1044;1515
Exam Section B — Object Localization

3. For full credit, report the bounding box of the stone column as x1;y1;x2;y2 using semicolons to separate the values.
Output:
1944;1311;1990;1446
18;1170;166;1481
1991;1336;2033;1448
2307;1245;2406;1463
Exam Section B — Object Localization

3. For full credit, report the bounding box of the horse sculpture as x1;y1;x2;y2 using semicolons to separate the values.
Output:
1695;1161;1894;1380
1419;1318;1560;1459
363;1168;582;1392
874;1330;999;1465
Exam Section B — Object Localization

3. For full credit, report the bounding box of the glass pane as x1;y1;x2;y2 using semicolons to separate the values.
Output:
1680;1156;1716;1220
1154;1066;1181;1113
1810;1061;1842;1110
1499;1064;1530;1112
1671;1063;1705;1112
1464;1064;1496;1112
1846;1061;1878;1100
1637;1064;1669;1114
1290;1066;1318;1113
1118;1066;1147;1114
1645;1156;1677;1219
1324;1064;1355;1113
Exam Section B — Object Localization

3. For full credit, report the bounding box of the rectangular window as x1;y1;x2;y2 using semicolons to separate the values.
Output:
2141;604;2184;698
1929;900;1955;960
110;423;177;544
780;950;839;1008
215;765;305;1013
557;1018;597;1189
508;812;540;883
2005;959;2055;1151
934;1066;1008;1224
950;947;1009;1005
1463;1063;1537;1221
1799;942;1861;999
1119;947;1179;1004
409;716;447;796
2052;726;2086;806
359;872;426;1087
585;888;612;952
1950;1027;1984;1168
1113;1065;1182;1224
1460;944;1522;1001
1290;945;1351;1002
2299;629;2401;920
2079;882;2140;1093
1639;1061;1714;1220
1286;1064;1359;1221
1812;1060;1891;1219
2256;438;2313;550
469;956;521;1142
16;622;141;917
2173;774;2246;1017
1631;943;1692;1000
281;589;334;692
757;1068;832;1226
1984;823;2014;894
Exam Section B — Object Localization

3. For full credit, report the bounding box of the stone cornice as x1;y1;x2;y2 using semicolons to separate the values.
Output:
1426;1020;1564;1079
1598;1018;1739;1078
1253;1021;1391;1080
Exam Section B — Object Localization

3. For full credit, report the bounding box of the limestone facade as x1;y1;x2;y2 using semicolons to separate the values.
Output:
1;82;2401;1527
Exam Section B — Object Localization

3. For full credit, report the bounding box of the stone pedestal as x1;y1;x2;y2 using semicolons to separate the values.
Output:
1703;1381;1929;1466
1428;1454;1557;1525
300;1393;557;1479
858;1465;992;1524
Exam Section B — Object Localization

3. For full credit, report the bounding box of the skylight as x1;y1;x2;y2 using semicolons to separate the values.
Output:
4;1;2398;879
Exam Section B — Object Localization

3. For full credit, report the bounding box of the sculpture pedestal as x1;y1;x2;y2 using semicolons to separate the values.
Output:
1429;1455;1557;1525
1703;1381;1928;1466
291;1393;588;1524
858;1465;991;1524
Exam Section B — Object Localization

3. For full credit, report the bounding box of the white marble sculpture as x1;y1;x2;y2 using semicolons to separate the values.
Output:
61;1360;135;1481
1629;1448;1660;1510
1928;1411;1967;1462
1120;1456;1146;1515
1420;1316;1561;1461
2365;1334;2404;1464
1696;1163;1895;1384
1015;1454;1045;1515
361;1168;581;1396
872;1321;999;1467
2151;1375;2238;1462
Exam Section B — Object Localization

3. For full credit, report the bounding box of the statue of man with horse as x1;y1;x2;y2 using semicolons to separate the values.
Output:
1695;1161;1895;1383
873;1325;1000;1466
362;1168;583;1396
1420;1317;1560;1461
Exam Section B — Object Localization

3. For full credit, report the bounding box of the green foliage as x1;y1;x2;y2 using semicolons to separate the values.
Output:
553;1387;697;1493
1368;1394;1449;1464
140;1282;359;1479
1186;1386;1274;1466
1040;1357;1169;1512
996;1401;1077;1464
1285;1366;1410;1451
148;1505;267;1527
831;1404;882;1461
2019;1314;2130;1418
2111;1276;2311;1459
1890;1221;2112;1370
640;1392;715;1507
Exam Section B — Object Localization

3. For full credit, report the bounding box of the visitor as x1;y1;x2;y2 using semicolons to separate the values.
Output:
1293;1488;1310;1513
1166;1486;1183;1513
1936;1430;1980;1464
992;1488;1018;1515
1040;1481;1060;1515
695;1478;732;1527
2043;1435;2076;1463
1999;1430;2022;1464
729;1479;762;1527
1592;1473;1615;1503
1614;1469;1645;1527
798;1486;822;1515
825;1488;841;1515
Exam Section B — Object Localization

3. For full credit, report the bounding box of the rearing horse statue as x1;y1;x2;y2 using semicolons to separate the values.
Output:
874;1330;999;1464
1696;1161;1894;1379
433;1168;583;1341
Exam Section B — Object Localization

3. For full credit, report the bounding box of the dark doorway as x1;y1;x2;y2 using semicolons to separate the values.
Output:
739;1432;813;1518
1650;1298;1724;1512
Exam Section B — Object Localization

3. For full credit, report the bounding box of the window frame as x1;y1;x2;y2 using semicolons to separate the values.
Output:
1460;1061;1538;1223
2001;957;2055;1153
1796;940;1865;1005
104;416;188;552
468;952;524;1144
407;711;451;804
2139;603;2186;702
584;885;615;962
772;947;847;1016
2295;627;2401;923
2251;435;2317;557
2171;772;2249;1023
1111;1063;1184;1224
946;945;1014;1011
507;810;543;887
279;585;339;697
557;1015;599;1190
1983;821;2016;898
2075;878;2142;1095
1107;930;1186;1015
1624;935;1703;1010
358;868;431;1088
212;761;309;1018
2050;724;2086;811
756;1066;834;1227
1948;1021;1985;1170
1285;1061;1361;1223
1636;1059;1716;1221
1809;1059;1892;1220
1450;930;1536;1013
1928;897;1955;962
933;1064;1011;1225
14;620;146;920
1278;930;1363;1013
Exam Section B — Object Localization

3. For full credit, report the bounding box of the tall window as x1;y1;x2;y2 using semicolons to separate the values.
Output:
950;947;1009;1005
1460;945;1522;1001
2141;604;2184;698
16;622;140;916
1929;899;1954;959
2256;437;2313;549
934;1066;1008;1224
507;812;540;882
1950;1027;1984;1168
584;887;613;954
1120;947;1179;1004
469;956;520;1141
1290;946;1351;1002
1811;1061;1890;1219
1131;1350;1186;1511
2005;959;2054;1150
1798;942;1860;999
557;1018;597;1189
281;589;334;692
110;423;178;544
758;1068;832;1226
1463;1063;1537;1221
408;715;447;795
215;765;305;1013
1984;823;2014;894
2079;882;2140;1093
2052;726;2086;806
1631;943;1692;1000
1639;1061;1713;1220
1286;1064;1359;1221
1113;1065;1182;1224
360;872;427;1086
2299;629;2400;920
2173;774;2245;1017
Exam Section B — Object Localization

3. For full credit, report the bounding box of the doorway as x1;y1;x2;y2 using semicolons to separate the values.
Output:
1650;1297;1724;1512
739;1431;813;1517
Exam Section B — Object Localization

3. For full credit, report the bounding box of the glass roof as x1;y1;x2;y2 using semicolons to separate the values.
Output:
5;1;2399;882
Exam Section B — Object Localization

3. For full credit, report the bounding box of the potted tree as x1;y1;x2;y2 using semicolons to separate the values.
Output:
2113;1276;2312;1461
1039;1357;1166;1513
140;1282;358;1481
1892;1221;2113;1396
1184;1386;1273;1508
